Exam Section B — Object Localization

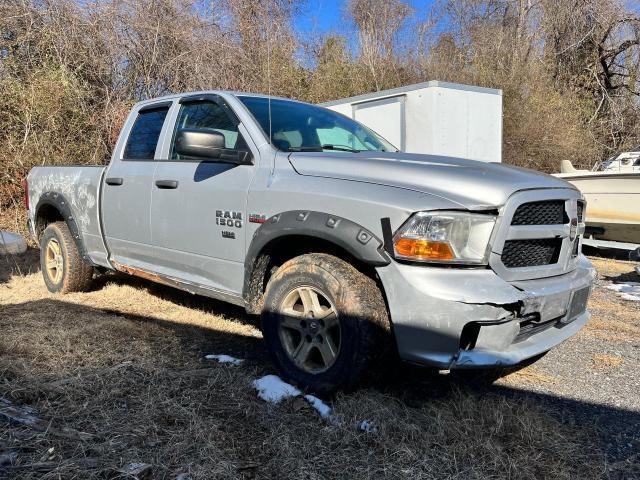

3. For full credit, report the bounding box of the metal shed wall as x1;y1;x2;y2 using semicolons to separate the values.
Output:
320;81;503;163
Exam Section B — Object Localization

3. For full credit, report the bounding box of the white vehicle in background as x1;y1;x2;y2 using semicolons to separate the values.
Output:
556;151;640;256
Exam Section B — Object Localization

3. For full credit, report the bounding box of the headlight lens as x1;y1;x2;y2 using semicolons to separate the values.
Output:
393;211;496;264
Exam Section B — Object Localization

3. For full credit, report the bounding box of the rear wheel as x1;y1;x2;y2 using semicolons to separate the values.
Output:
40;222;93;293
261;253;391;394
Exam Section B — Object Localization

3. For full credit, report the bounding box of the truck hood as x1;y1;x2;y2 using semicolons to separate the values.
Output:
288;151;576;209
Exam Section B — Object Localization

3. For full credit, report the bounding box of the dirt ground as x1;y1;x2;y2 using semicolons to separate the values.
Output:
0;250;638;479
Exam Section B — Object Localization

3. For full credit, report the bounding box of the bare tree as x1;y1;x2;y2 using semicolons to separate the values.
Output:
348;0;414;90
1;0;640;229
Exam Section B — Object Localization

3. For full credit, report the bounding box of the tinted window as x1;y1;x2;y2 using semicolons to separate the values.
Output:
171;101;248;160
123;107;169;160
238;96;396;153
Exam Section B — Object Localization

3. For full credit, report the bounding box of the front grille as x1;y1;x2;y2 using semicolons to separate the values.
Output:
501;238;562;268
492;192;584;280
577;201;585;222
511;200;565;225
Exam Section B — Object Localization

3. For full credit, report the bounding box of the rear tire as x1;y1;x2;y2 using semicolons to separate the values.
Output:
40;221;93;293
261;253;391;394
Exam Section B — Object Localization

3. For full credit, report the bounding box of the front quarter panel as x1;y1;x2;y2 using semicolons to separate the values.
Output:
245;152;465;253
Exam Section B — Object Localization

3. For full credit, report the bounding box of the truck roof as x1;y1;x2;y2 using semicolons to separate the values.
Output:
132;90;310;109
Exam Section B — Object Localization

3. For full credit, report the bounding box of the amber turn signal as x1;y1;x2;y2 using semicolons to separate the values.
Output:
394;238;455;260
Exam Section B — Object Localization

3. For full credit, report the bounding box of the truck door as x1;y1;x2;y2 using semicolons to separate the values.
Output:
149;96;256;295
102;103;172;270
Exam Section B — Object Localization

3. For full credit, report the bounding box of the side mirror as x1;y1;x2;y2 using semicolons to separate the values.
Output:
175;128;225;160
174;128;252;164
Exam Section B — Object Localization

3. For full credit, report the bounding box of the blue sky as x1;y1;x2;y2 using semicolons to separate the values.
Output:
294;0;437;36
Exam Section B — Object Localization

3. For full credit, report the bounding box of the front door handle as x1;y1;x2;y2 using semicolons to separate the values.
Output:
105;177;123;186
155;180;179;189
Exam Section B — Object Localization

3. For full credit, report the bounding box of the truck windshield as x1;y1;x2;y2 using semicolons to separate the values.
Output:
238;96;397;153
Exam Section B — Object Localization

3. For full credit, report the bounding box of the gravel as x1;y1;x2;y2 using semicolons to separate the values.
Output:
497;257;640;463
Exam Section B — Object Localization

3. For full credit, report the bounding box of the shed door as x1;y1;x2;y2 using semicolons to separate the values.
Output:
352;95;405;151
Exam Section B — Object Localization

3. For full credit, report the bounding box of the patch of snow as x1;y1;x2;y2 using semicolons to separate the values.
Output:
204;354;243;366
359;420;378;434
252;376;334;419
606;282;640;302
304;394;332;419
253;375;301;403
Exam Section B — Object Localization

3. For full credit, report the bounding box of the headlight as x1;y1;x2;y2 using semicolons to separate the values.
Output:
393;211;496;264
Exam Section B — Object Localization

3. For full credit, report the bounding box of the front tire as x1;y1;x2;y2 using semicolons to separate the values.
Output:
40;221;93;293
261;253;391;394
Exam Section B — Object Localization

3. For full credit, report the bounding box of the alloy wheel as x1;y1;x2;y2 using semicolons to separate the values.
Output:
277;286;341;373
45;238;63;284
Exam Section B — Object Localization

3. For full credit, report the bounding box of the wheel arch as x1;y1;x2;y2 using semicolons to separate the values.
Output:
34;192;94;265
243;211;390;314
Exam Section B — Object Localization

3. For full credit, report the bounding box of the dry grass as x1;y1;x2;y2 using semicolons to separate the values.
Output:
591;353;624;370
0;207;30;245
586;295;640;341
501;365;559;386
589;257;640;281
583;258;640;344
0;252;619;479
589;257;637;277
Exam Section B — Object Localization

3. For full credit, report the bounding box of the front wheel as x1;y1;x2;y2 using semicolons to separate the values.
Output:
261;253;392;394
40;221;94;293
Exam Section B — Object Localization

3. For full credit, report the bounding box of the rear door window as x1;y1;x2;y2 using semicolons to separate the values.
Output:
123;106;170;160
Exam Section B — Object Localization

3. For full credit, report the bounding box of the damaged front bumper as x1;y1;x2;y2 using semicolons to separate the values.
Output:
376;255;596;369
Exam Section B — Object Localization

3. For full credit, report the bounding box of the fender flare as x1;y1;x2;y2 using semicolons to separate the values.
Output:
242;210;390;306
34;192;95;266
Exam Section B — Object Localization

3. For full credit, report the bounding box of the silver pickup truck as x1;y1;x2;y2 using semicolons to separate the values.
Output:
26;91;596;393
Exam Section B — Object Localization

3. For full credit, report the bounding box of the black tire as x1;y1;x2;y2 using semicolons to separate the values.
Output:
40;221;93;293
261;253;391;394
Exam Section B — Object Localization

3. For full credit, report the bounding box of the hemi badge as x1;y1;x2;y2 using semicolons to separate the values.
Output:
249;214;267;224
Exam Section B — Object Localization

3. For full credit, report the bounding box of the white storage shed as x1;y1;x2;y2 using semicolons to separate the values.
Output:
320;81;502;163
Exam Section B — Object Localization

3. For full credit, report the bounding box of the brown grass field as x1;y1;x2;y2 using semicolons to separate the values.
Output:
1;249;638;479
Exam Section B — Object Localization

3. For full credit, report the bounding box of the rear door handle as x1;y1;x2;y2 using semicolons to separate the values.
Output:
105;177;123;186
155;180;179;189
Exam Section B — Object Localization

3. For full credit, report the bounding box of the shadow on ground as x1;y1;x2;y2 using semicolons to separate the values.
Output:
1;295;638;472
601;269;640;283
1;251;638;477
0;248;39;284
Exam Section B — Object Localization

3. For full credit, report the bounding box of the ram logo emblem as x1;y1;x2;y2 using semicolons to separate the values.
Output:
569;217;578;242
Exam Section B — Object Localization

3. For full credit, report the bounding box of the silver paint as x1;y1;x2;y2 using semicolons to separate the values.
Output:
27;90;597;370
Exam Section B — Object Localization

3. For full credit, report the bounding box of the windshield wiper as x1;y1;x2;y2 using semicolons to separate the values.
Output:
286;144;362;153
320;144;361;152
286;146;323;152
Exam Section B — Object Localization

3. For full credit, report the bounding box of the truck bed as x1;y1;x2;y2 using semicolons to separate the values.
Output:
27;165;109;266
